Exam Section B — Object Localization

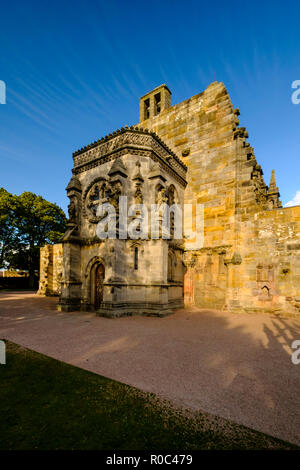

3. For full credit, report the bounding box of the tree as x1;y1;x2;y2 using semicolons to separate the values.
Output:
0;188;17;268
0;189;67;288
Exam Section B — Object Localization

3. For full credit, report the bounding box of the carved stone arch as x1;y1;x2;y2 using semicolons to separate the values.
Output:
167;184;179;204
85;256;106;278
166;184;180;238
260;284;272;301
84;256;106;309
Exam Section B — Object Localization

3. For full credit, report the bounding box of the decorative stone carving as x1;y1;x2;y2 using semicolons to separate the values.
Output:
133;161;144;204
156;186;168;206
182;148;190;157
84;178;122;223
183;252;197;268
132;160;144;183
72;129;187;185
108;157;128;179
66;175;81;193
134;186;143;204
68;197;78;224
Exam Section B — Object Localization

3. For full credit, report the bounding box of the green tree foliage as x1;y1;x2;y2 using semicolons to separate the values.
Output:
0;189;67;287
0;188;17;268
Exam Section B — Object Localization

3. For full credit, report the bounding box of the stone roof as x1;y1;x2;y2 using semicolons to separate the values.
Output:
139;83;172;100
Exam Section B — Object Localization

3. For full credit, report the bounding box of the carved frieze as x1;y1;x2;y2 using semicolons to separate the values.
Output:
72;129;187;183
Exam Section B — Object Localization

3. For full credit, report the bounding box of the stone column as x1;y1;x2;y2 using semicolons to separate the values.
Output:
57;242;82;311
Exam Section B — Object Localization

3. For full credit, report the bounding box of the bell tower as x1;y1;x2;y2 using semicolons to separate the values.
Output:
139;84;171;122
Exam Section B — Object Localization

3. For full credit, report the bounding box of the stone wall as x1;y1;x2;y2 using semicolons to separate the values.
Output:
38;244;63;296
138;82;240;250
140;81;300;315
236;205;300;314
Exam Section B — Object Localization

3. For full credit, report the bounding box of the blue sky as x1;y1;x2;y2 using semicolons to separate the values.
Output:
0;0;299;213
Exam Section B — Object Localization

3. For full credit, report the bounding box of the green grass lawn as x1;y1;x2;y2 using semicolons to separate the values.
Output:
0;341;297;450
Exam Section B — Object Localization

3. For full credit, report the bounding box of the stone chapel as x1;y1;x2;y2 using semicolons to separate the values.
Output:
39;83;300;317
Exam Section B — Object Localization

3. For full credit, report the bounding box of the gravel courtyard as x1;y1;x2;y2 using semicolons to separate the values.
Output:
0;291;299;446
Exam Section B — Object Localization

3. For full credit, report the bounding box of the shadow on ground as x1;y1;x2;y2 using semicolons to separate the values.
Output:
0;292;299;445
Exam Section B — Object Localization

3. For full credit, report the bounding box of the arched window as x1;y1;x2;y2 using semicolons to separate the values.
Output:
134;247;138;270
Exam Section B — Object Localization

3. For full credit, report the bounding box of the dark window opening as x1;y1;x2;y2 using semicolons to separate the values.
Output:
144;99;150;119
134;247;138;270
154;93;161;115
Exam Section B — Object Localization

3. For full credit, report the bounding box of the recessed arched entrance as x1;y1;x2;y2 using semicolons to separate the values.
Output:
86;258;105;310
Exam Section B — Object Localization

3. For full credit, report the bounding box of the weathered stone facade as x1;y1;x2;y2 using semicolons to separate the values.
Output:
39;82;300;316
38;244;63;296
52;128;186;316
138;83;300;316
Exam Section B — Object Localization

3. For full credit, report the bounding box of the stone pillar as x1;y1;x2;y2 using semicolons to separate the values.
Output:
183;252;196;306
225;252;243;311
58;242;82;311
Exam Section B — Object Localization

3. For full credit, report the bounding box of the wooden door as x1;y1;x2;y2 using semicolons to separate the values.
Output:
94;264;105;309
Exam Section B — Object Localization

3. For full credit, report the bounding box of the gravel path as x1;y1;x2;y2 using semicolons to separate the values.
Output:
0;291;299;445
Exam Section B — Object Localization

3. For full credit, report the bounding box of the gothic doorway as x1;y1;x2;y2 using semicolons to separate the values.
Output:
94;263;105;309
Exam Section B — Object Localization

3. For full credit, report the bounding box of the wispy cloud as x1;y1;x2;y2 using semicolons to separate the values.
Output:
285;191;300;207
